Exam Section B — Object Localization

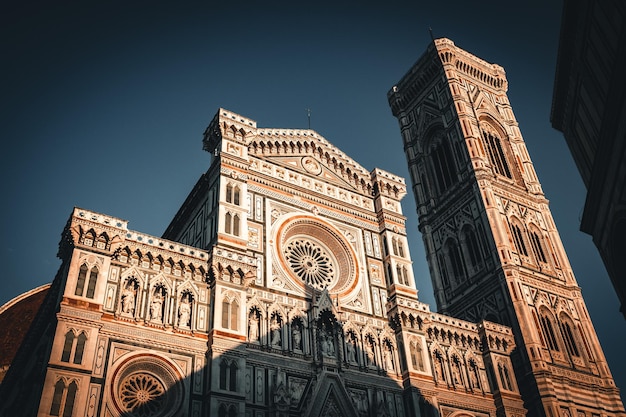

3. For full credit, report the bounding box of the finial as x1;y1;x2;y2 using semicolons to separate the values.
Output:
429;26;434;42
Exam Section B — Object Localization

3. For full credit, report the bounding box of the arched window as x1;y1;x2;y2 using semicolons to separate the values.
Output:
219;361;228;389
75;264;88;296
61;331;74;362
462;226;483;270
226;183;233;204
559;315;580;357
482;129;512;178
233;214;240;236
50;380;65;416
229;361;237;391
445;239;466;283
225;212;232;234
509;220;529;257
73;332;87;364
86;267;98;299
50;379;77;417
431;140;457;193
226;183;241;206
222;297;238;331
219;359;237;392
438;254;449;287
410;340;425;371
498;363;512;390
230;299;239;331
61;330;87;364
539;310;560;351
392;238;399;256
529;230;547;264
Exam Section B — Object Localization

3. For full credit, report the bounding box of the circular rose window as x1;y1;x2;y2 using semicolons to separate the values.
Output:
111;355;183;417
275;215;357;294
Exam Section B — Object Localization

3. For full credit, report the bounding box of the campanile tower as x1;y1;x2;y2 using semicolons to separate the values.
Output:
388;38;624;417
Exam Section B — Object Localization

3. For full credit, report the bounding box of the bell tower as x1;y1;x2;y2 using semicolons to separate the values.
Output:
388;38;624;417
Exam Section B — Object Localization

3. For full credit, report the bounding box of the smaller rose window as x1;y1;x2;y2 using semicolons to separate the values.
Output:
285;239;335;289
119;373;165;416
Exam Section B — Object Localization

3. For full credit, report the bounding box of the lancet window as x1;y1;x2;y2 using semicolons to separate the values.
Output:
221;296;239;331
529;229;548;264
226;183;241;206
75;263;98;299
50;379;78;417
481;128;512;179
509;220;529;257
219;359;238;392
539;309;560;351
61;330;87;365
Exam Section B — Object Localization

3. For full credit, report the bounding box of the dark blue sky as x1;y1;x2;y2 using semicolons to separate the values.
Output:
2;0;624;394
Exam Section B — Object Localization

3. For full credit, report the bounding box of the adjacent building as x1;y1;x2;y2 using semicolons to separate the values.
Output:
551;0;626;319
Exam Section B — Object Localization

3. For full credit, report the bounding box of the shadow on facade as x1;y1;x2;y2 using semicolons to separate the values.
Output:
104;304;439;417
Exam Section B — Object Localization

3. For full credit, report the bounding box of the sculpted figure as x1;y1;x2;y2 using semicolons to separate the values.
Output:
178;295;191;327
292;325;302;350
249;314;259;341
121;284;135;314
150;290;163;321
271;317;281;347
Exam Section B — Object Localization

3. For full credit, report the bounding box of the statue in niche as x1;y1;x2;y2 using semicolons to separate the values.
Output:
292;324;302;350
321;330;334;357
270;317;281;347
346;336;357;364
469;363;480;388
150;288;164;321
248;314;259;342
384;345;394;371
364;340;375;366
121;282;136;314
178;294;191;328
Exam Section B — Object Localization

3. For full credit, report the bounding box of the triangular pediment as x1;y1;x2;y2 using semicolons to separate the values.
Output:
249;129;373;194
304;372;359;417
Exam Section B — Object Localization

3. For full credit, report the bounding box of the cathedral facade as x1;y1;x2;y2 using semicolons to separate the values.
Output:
0;39;622;417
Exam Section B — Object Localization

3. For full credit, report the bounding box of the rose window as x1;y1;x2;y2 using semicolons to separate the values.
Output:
111;355;183;417
119;373;165;416
285;239;335;289
274;216;358;294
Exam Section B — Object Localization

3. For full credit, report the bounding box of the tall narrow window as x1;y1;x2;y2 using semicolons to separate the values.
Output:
222;299;230;329
463;226;482;270
61;331;74;363
482;130;512;178
229;362;237;391
63;381;77;417
510;223;529;257
75;264;88;296
225;213;232;234
230;300;239;331
233;186;240;206
86;268;98;299
73;332;87;364
539;312;560;351
431;141;457;193
226;183;233;203
50;380;65;416
219;361;228;389
233;214;240;236
438;254;449;287
560;320;580;357
392;238;399;256
446;240;466;282
530;231;547;263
